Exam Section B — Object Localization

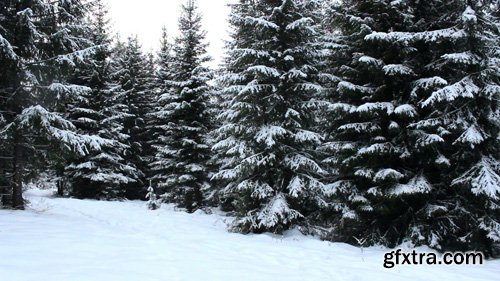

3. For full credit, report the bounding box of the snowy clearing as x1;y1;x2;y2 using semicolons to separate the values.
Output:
1;189;499;281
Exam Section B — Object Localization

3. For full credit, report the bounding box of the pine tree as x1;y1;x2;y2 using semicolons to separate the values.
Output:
404;0;499;254
320;0;431;245
149;27;173;186
146;180;160;210
66;0;141;200
0;0;110;209
213;0;325;233
110;36;155;199
157;27;174;85
323;0;499;254
151;0;212;212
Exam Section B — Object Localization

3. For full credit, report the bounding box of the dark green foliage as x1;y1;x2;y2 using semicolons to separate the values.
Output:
322;0;499;254
110;36;156;199
213;0;325;233
0;0;109;209
150;0;212;212
67;0;141;200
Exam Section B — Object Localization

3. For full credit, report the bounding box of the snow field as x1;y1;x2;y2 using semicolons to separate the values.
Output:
0;189;499;281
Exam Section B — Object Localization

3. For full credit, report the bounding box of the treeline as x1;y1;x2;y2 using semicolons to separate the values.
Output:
1;0;499;255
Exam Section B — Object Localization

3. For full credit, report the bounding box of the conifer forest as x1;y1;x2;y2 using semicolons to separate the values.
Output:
1;0;499;279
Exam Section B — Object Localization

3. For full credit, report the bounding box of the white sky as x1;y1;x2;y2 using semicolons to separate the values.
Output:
107;0;237;67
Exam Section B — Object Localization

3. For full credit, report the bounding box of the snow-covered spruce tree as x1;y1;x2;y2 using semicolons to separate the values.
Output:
151;0;212;212
0;0;110;209
403;0;499;254
111;36;156;199
148;27;173;186
142;50;159;172
321;0;431;246
157;27;175;87
66;0;141;200
209;0;260;208
330;0;500;254
146;180;160;210
213;0;325;233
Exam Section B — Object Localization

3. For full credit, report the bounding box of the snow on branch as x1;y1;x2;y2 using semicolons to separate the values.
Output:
364;31;412;43
452;156;500;200
255;125;288;147
256;193;303;229
284;153;323;174
482;84;500;99
323;180;355;196
413;28;467;42
0;34;18;60
88;172;137;184
374;168;404;183
53;45;101;66
421;77;479;107
365;28;467;44
389;175;432;196
328;103;357;114
338;122;381;134
358;55;384;67
241;16;279;31
285;17;314;31
337;81;376;95
235;180;273;200
462;6;477;23
453;125;487;147
357;143;394;156
441;52;480;65
394;104;418;118
246;65;281;78
294;129;322;144
411;77;448;97
414;131;445;147
46;83;91;100
479;218;500;242
382;64;414;76
356;102;394;115
3;105;112;156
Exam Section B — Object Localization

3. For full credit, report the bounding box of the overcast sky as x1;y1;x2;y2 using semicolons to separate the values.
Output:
107;0;237;67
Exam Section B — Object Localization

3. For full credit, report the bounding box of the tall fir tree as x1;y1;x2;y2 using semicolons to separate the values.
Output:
210;0;264;207
321;0;424;246
111;36;156;199
324;0;499;254
156;27;175;86
213;0;325;233
404;0;499;254
0;0;109;209
66;0;141;199
149;27;173;186
151;0;212;212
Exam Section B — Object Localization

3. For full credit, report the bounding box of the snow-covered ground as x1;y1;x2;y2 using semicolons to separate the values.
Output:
1;189;499;281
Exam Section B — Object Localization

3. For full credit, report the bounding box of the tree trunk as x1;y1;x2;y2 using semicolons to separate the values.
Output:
12;140;24;210
57;167;64;197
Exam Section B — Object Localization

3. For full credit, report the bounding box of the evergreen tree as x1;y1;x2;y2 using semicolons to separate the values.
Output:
321;0;423;246
110;36;155;199
213;0;325;233
149;27;173;186
157;27;175;85
146;180;160;210
66;0;141;199
210;0;261;208
404;0;499;254
324;0;499;254
151;0;212;212
0;0;109;209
